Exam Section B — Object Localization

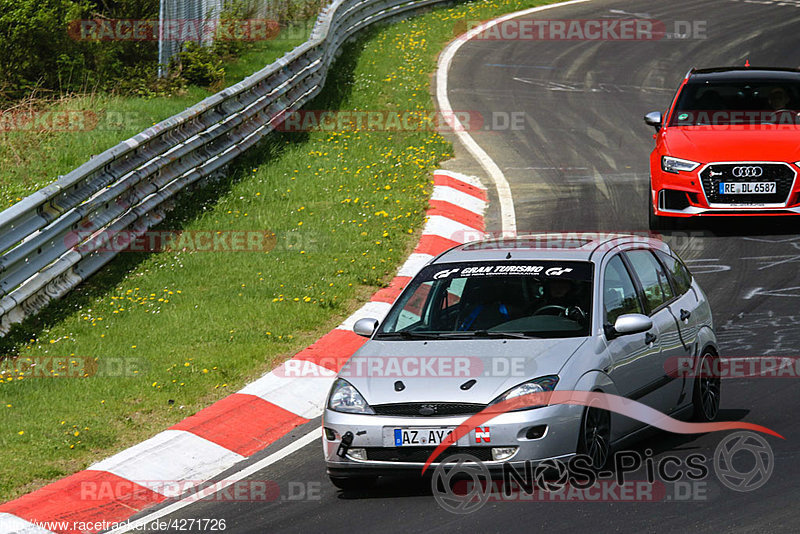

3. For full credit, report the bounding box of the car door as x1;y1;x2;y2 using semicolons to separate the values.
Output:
600;253;665;438
623;249;688;412
654;249;699;347
654;249;700;406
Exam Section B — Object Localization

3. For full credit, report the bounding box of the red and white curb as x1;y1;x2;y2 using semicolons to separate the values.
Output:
0;170;486;534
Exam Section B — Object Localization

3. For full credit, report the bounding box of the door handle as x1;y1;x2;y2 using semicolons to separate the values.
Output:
645;332;657;345
680;309;691;321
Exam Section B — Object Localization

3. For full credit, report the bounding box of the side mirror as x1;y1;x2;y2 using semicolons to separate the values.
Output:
644;111;662;132
353;317;379;337
610;313;653;338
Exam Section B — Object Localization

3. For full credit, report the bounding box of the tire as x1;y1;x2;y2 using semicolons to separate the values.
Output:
692;352;721;422
648;192;686;231
329;475;377;491
577;402;611;469
648;193;672;231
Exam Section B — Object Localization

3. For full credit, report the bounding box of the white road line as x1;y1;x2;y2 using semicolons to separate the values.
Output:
106;429;320;534
435;0;592;235
743;287;763;300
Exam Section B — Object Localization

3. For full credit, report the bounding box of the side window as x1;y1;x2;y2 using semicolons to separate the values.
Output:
655;250;693;295
625;250;675;312
603;255;643;324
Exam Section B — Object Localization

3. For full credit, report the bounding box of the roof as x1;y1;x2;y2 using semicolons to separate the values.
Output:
688;67;800;83
431;233;670;264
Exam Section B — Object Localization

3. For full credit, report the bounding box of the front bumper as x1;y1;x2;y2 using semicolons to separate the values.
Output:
650;161;800;218
322;403;582;476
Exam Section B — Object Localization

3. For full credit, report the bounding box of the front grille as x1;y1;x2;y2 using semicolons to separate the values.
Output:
364;447;494;463
372;402;486;417
700;163;795;205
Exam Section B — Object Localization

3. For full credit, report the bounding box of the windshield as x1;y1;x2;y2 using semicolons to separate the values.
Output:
670;80;800;125
376;261;593;339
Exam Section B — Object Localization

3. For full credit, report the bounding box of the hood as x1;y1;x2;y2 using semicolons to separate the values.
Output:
339;337;588;406
663;126;800;163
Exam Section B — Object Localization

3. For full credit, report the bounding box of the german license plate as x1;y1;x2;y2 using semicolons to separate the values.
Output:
718;182;776;194
394;427;456;447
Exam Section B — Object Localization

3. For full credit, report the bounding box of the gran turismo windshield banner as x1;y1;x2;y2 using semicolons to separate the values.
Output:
424;261;593;281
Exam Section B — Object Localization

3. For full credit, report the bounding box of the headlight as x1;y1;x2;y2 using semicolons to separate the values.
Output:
327;378;374;414
795;161;800;169
490;375;559;410
662;156;700;174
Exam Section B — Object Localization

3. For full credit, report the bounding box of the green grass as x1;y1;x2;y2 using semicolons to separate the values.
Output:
0;0;554;502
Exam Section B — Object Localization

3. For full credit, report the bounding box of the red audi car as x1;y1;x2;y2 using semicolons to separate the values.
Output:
645;67;800;229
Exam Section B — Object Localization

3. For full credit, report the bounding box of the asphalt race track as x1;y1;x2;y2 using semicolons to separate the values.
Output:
120;0;800;531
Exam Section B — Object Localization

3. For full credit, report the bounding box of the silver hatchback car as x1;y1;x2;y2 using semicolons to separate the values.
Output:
323;234;719;489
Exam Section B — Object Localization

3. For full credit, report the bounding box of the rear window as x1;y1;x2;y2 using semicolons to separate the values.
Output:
625;250;675;312
655;250;693;295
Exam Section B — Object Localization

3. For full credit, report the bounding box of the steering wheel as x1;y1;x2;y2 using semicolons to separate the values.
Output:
769;109;799;122
566;306;587;322
533;305;568;316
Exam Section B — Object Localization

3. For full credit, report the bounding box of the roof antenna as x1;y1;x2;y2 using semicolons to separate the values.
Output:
745;59;750;67
505;252;512;259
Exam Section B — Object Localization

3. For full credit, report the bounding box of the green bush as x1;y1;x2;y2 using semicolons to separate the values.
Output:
0;0;88;97
113;63;188;99
174;42;225;87
0;0;160;101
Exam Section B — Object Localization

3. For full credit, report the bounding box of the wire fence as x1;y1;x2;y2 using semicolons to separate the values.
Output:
158;0;223;76
157;0;325;76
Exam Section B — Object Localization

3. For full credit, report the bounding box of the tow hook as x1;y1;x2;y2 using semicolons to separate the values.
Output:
336;431;354;458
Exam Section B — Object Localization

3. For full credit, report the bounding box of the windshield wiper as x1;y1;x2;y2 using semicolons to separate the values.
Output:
438;330;541;339
373;331;443;340
375;330;544;340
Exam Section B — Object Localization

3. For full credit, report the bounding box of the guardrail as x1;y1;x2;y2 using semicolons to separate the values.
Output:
0;0;447;335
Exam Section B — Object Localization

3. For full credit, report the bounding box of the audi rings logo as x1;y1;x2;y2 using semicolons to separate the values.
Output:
731;166;763;178
432;454;492;514
713;431;774;492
